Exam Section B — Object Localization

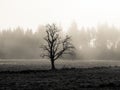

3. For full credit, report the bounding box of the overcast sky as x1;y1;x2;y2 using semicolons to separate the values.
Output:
0;0;120;31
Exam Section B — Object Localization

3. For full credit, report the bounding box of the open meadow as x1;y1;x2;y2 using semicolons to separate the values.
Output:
0;59;120;71
0;59;120;90
1;67;120;90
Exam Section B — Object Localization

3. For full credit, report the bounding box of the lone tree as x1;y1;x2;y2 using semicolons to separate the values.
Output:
40;24;74;70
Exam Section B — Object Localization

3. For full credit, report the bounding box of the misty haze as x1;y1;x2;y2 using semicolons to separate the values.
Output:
1;23;120;68
1;0;120;90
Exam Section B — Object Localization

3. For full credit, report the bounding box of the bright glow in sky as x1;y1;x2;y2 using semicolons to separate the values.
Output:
0;0;120;31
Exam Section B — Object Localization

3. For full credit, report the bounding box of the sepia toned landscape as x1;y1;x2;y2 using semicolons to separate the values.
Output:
1;0;120;89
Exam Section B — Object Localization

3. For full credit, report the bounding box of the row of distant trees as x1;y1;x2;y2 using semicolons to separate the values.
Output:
0;23;120;60
68;23;120;60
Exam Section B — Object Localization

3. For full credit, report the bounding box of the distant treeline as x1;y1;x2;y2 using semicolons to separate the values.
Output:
0;23;120;60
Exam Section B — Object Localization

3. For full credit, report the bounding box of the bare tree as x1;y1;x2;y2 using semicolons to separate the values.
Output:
40;24;74;70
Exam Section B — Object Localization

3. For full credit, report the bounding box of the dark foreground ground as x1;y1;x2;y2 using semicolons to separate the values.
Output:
1;67;120;90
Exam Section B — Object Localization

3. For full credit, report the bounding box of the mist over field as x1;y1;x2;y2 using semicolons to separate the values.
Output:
0;59;120;71
0;0;120;61
1;0;120;90
0;23;120;60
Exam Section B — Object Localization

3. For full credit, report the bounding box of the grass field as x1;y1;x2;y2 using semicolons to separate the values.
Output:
1;67;120;90
0;59;120;71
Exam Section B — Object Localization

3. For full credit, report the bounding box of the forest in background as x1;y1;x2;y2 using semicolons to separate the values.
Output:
0;23;120;60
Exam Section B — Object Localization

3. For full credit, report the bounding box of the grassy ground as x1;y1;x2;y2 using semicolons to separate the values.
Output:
0;67;120;90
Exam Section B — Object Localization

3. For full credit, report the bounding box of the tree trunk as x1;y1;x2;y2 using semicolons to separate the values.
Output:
51;59;55;70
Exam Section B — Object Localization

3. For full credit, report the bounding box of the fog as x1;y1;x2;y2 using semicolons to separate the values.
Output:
0;23;120;60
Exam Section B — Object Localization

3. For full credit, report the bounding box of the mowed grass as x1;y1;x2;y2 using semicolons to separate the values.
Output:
1;67;120;90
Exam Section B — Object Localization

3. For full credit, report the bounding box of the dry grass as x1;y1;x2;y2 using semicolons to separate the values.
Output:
0;67;120;90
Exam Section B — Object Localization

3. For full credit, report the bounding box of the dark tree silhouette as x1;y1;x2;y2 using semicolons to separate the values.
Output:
40;24;74;70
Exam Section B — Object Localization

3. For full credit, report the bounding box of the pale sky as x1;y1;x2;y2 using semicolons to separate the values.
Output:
0;0;120;31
